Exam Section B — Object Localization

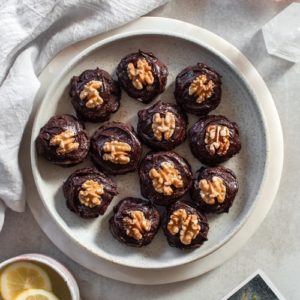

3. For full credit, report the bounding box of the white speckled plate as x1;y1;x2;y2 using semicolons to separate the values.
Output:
30;17;283;271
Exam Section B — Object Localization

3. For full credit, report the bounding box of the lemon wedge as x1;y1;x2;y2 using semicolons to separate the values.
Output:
0;262;52;300
15;289;59;300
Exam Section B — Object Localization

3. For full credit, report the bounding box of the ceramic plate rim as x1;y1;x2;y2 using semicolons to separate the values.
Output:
30;17;283;270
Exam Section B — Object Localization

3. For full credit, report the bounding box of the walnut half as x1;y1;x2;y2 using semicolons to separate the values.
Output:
149;162;184;196
79;180;104;208
167;208;200;245
102;140;132;164
127;59;154;90
79;80;103;108
123;210;151;240
188;74;215;103
205;124;230;156
152;112;176;141
49;130;79;155
199;176;226;205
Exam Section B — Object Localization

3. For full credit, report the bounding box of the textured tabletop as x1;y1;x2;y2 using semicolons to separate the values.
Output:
0;1;299;299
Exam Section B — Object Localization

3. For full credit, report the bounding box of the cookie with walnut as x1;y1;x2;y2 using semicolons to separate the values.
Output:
69;68;121;122
109;197;160;247
138;151;193;206
191;166;238;214
36;114;89;166
174;63;222;115
63;168;118;218
163;201;209;249
116;50;168;103
137;100;187;150
188;115;241;165
90;121;142;175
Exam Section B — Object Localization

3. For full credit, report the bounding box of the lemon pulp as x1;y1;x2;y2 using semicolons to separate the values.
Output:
15;288;59;300
0;262;52;300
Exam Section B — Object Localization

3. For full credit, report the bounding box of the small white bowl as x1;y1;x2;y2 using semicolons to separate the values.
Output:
0;253;80;300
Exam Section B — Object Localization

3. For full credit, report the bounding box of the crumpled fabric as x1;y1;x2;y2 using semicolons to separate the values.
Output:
0;0;168;231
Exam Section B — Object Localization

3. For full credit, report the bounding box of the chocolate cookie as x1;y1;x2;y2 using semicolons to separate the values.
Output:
116;50;168;103
188;115;241;165
163;201;209;249
36;114;89;166
63;168;118;218
137;101;187;150
191;166;238;214
109;197;160;247
90;121;142;175
174;63;222;115
69;68;121;122
138;151;193;206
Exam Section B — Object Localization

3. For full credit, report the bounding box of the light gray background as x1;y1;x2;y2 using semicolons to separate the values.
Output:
1;0;299;299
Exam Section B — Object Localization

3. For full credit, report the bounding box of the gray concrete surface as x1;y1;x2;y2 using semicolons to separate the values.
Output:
1;1;299;299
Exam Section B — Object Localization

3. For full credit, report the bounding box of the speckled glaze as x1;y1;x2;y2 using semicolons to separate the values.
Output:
30;18;283;273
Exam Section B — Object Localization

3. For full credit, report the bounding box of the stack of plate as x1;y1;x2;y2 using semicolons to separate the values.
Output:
29;18;283;284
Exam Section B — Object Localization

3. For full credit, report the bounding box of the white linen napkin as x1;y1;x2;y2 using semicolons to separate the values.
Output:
0;0;168;231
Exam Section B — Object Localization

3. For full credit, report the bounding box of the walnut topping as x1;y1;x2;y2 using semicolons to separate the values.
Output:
123;210;151;240
167;209;200;245
102;140;132;164
127;58;154;90
199;176;226;205
188;74;215;103
152;112;176;141
79;80;103;108
149;162;184;196
79;180;104;208
49;130;79;155
204;124;230;156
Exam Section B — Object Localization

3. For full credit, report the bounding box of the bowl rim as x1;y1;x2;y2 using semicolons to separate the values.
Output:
0;253;80;300
30;17;283;270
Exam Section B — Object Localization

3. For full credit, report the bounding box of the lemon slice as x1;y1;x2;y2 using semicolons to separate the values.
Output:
0;262;52;300
15;289;59;300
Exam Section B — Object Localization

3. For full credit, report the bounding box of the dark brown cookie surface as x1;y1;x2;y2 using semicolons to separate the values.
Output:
163;201;209;249
174;63;221;115
109;197;160;247
69;68;121;122
137;100;187;151
138;151;193;206
90;121;142;175
36;114;89;166
188;115;241;165
191;166;238;214
116;50;168;103
63;167;118;218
